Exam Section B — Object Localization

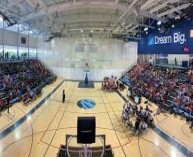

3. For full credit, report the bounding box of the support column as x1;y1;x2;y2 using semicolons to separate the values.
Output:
17;25;19;59
36;34;38;59
2;19;4;59
28;30;29;58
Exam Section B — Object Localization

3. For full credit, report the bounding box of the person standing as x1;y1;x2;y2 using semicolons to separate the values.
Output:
62;89;65;103
7;96;10;113
175;57;177;65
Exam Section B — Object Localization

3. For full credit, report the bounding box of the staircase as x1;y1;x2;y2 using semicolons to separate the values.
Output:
164;70;187;109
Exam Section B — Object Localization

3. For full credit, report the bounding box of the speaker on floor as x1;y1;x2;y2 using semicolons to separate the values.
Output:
77;116;96;144
182;60;188;68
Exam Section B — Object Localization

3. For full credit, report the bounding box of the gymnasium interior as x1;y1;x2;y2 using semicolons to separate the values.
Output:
0;0;193;157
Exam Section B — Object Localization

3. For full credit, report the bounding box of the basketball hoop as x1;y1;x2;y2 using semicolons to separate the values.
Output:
65;134;106;157
83;62;90;73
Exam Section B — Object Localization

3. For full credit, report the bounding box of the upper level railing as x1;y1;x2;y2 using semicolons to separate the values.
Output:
154;59;189;69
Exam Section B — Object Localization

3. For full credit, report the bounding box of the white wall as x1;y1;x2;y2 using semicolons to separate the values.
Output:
37;37;138;81
0;29;37;48
168;54;189;65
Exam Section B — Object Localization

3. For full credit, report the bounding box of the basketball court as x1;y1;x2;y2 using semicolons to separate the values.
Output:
0;0;192;156
0;79;192;157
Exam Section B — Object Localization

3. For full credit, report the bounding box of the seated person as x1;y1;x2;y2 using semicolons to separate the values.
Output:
127;89;131;97
147;112;155;128
190;120;193;129
119;81;125;91
146;105;153;113
126;118;133;128
22;93;29;104
143;111;149;123
139;121;147;132
132;103;138;116
133;117;141;133
0;98;5;111
28;90;35;100
122;111;128;123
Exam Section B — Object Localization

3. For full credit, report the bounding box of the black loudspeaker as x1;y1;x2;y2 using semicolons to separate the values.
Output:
77;117;96;144
182;61;188;68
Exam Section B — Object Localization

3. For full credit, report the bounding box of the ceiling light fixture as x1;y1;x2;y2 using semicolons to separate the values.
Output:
175;15;180;20
144;27;148;31
121;22;125;26
0;15;3;22
157;21;161;25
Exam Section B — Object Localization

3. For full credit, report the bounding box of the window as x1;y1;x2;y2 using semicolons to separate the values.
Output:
21;37;26;44
6;24;18;32
29;48;36;58
18;47;28;59
0;16;3;28
4;46;17;59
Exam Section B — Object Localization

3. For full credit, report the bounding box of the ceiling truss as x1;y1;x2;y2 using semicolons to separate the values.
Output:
0;0;191;41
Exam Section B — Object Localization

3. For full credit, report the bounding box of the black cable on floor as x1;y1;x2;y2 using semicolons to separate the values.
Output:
137;134;143;157
27;121;34;157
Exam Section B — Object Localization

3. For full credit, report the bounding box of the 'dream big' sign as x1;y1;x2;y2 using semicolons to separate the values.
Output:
148;32;186;45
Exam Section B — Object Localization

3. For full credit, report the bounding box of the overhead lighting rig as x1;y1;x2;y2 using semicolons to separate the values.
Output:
0;11;17;26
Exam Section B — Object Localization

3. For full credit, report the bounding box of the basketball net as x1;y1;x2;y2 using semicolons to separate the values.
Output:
66;134;106;157
83;62;90;73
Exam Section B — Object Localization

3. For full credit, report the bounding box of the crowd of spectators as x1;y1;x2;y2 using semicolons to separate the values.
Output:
173;70;193;115
101;76;118;91
121;63;193;122
0;59;56;111
123;63;178;106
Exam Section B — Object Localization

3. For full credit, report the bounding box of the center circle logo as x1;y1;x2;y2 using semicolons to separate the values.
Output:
77;99;95;109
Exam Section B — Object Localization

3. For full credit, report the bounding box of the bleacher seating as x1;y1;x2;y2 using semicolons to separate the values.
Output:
121;63;193;121
0;59;56;111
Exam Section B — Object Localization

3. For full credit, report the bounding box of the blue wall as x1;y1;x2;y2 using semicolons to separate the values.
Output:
138;19;193;54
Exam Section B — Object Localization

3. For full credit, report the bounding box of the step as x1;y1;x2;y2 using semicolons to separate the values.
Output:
166;99;173;104
169;95;175;99
170;92;176;96
168;97;174;101
2;96;7;100
164;103;171;108
165;102;172;107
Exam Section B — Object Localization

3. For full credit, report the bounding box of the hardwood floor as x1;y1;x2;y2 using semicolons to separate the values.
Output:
0;80;192;157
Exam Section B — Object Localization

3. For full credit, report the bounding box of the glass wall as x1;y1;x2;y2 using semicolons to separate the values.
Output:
18;47;28;59
4;46;17;59
0;18;37;60
0;45;2;58
37;38;138;80
29;48;36;58
0;45;37;59
6;24;18;32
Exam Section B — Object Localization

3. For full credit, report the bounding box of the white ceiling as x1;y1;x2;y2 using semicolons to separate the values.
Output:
0;0;192;40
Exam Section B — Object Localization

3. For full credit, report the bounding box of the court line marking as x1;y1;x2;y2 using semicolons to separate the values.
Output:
116;89;193;157
99;90;128;157
41;82;76;157
0;80;65;140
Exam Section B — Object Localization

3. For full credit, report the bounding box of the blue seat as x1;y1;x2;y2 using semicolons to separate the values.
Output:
173;107;178;113
183;112;190;119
